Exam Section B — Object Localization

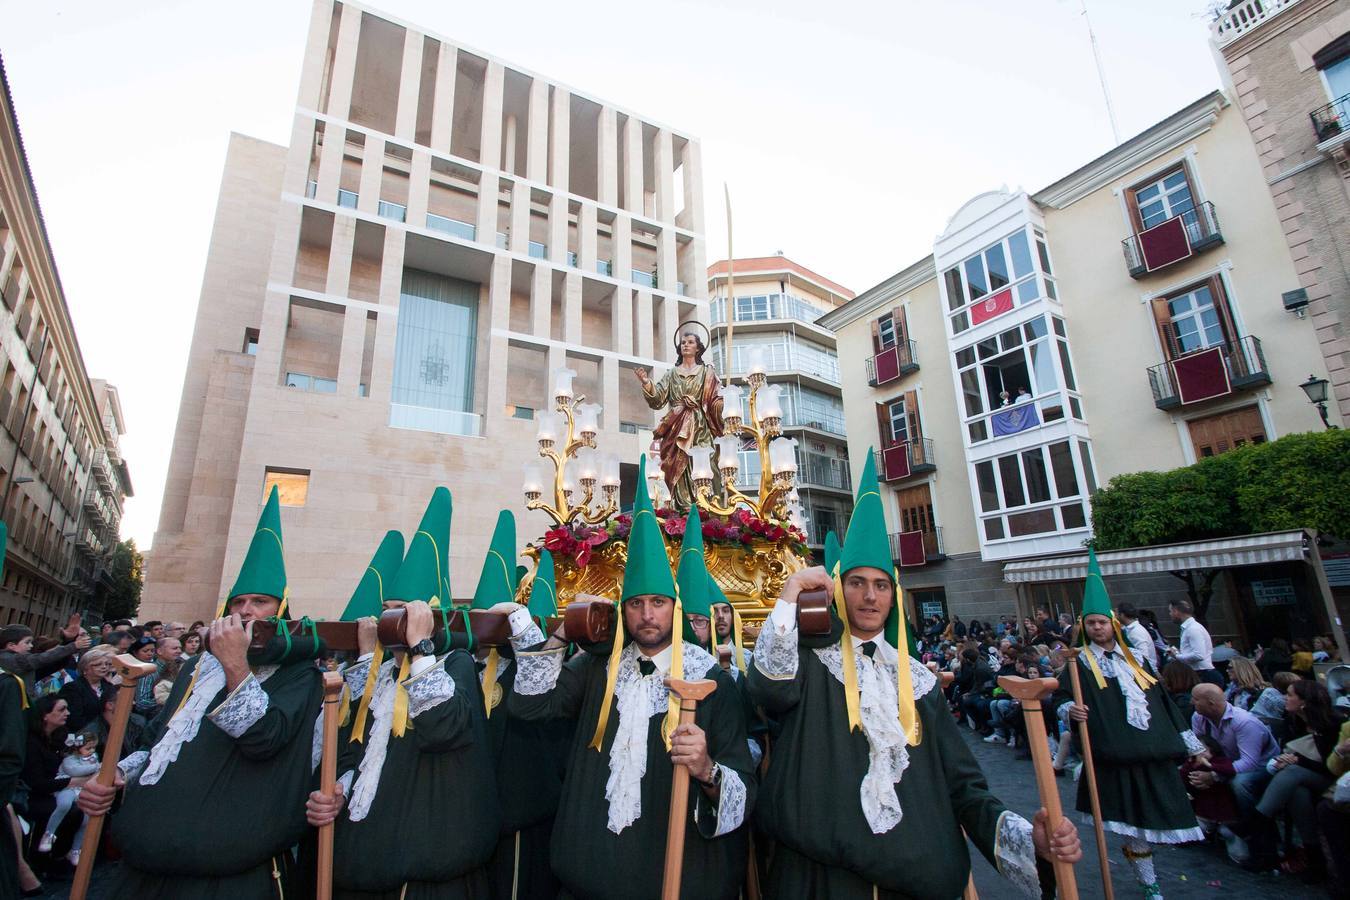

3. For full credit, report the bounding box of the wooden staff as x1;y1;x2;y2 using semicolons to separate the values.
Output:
70;653;158;900
315;665;345;900
1065;648;1113;900
998;675;1079;900
661;677;718;900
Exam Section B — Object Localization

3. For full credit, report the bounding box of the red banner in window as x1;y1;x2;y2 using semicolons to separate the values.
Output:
881;443;911;481
1139;216;1192;272
970;288;1013;326
1171;347;1231;405
872;346;900;384
896;530;927;567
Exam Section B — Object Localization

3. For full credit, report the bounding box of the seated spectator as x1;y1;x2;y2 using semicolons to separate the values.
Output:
36;732;99;866
959;648;996;734
1315;716;1350;894
0;618;90;698
1250;680;1347;880
1161;660;1200;722
20;696;76;874
57;646;116;733
1226;657;1282;713
1313;635;1340;664
1291;640;1315;678
1257;638;1293;682
1189;683;1279;817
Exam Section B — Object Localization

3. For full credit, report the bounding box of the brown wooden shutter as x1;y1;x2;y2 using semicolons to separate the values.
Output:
1150;296;1180;361
903;390;922;445
875;401;892;448
1207;275;1238;347
894;306;908;343
870;318;882;355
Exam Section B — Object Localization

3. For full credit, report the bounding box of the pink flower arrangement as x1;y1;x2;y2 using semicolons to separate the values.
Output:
536;508;809;569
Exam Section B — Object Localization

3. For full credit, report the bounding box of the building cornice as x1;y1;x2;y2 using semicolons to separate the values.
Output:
1033;91;1228;210
816;255;936;332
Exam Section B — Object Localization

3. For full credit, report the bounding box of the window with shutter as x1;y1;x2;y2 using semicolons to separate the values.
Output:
1187;405;1266;458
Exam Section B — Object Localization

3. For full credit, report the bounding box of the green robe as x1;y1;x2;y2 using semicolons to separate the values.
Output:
324;650;498;898
1072;650;1203;841
507;636;754;900
0;670;25;900
747;617;1042;900
109;652;323;899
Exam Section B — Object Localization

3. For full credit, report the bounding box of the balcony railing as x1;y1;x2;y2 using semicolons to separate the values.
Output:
1212;0;1298;47
1122;201;1223;278
721;345;840;385
1146;335;1271;410
305;180;318;199
632;269;657;289
797;452;852;492
889;527;945;566
567;250;578;267
866;340;919;386
875;439;936;483
337;189;358;209
426;213;476;241
711;293;827;328
377;200;407;223
596;259;613;277
528;241;548;260
676;282;687;296
1311;93;1350;144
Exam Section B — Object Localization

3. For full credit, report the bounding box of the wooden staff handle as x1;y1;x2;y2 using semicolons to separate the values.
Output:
70;653;158;900
998;675;1079;900
661;677;718;900
1066;648;1113;900
316;667;344;900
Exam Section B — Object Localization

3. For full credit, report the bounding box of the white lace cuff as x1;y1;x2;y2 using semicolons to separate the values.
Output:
207;674;269;738
753;616;798;681
118;750;149;782
514;647;565;696
697;764;748;837
509;619;547;652
402;660;455;718
994;810;1041;899
338;769;355;797
747;738;763;768
1180;728;1205;755
344;658;372;698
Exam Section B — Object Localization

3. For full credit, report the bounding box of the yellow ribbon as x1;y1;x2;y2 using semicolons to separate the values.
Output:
4;672;28;710
482;648;500;719
661;597;684;751
588;600;626;751
1077;616;1158;692
337;683;351;727
350;643;385;742
731;607;746;675
392;654;412;738
893;570;920;747
831;564;921;746
832;566;863;734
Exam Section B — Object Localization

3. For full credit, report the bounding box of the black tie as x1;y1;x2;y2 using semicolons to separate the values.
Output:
861;641;877;659
638;658;656;677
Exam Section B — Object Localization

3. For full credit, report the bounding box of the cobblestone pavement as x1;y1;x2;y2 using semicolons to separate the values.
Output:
961;726;1300;899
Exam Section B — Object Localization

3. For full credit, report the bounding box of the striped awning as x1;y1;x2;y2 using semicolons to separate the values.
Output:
1002;530;1310;583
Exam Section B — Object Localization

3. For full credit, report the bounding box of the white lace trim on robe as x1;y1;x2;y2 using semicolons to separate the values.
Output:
752;620;798;680
994;810;1041;899
1089;643;1150;731
509;622;563;696
347;658;398;821
694;763;748;837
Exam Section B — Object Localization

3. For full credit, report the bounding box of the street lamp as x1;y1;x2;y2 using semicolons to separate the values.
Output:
1299;374;1336;429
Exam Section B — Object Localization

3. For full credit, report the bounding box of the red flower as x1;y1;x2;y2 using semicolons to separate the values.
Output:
575;544;593;568
662;517;686;537
739;532;754;545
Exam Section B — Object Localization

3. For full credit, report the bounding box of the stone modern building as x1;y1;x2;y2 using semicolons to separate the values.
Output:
1212;0;1350;420
143;0;707;622
822;90;1341;644
707;254;854;550
0;61;132;631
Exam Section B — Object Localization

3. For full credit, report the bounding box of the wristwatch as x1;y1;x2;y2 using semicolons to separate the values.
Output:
699;764;723;790
410;638;435;658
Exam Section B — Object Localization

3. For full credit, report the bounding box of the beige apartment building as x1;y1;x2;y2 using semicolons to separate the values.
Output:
143;0;707;622
0;62;133;631
1212;0;1350;422
707;255;854;549
822;91;1341;641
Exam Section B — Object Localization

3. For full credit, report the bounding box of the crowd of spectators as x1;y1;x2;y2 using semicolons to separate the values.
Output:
0;615;199;893
916;601;1348;891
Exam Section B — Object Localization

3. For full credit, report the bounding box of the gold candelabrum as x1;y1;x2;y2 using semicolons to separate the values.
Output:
691;363;802;525
522;368;620;526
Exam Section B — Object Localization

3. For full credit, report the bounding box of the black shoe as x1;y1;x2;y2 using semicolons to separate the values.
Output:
20;887;43;898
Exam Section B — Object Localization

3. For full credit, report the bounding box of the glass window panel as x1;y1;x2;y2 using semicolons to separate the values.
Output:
313;377;338;394
1008;231;1034;279
956;347;976;368
1023;448;1051;503
392;269;479;415
944;268;966;311
1039;398;1064;421
1008;508;1057;537
888;398;908;443
952;311;970;334
1052;316;1066;337
1044;277;1057;300
1069;396;1083;419
976;462;999;512
1024;317;1048;340
1056;339;1077;391
1048;441;1079;498
977;338;1000;360
968;420;989;443
1016;280;1038;306
964;256;988;300
1036;240;1053;275
999;326;1023;351
998;455;1026;508
263;468;309;507
1028;341;1057;394
986;244;1010;290
961;369;984;416
1060;503;1087;529
1078;440;1098;494
285;372;310;390
984;518;1005;540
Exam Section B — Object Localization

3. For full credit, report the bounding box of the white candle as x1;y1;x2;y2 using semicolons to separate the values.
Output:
691;446;715;482
522;462;544;496
601;453;621;488
747;346;767;376
757;384;784;422
575;402;602;438
536;410;561;443
715;434;741;469
719;383;744;422
553;367;577;400
576;447;598;481
769;436;798;474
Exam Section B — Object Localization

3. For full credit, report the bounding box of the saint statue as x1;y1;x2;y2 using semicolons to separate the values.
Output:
635;323;724;513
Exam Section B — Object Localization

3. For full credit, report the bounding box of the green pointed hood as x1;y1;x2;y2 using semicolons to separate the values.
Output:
340;531;404;621
388;487;452;605
824;530;841;575
1081;546;1113;620
528;550;558;619
621;455;676;602
676;506;712;648
707;571;730;608
229;485;288;603
838;450;891;581
472;510;518;610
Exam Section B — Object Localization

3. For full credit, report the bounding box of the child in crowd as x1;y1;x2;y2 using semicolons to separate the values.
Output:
37;731;99;864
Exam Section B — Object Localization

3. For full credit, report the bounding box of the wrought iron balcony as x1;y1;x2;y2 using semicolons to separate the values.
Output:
889;526;945;567
1146;335;1271;410
865;340;918;387
1122;202;1223;278
1311;94;1350;144
875;438;936;483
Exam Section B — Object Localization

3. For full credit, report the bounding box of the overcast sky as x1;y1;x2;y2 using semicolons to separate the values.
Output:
0;0;1225;549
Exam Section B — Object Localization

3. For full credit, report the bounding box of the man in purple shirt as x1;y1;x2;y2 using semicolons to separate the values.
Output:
1189;683;1280;814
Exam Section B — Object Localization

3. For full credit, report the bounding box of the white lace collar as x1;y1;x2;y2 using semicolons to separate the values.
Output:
1087;642;1151;731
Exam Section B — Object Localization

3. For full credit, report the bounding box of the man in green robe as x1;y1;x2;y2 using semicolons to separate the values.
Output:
747;453;1080;898
78;486;325;898
1;659;26;900
304;487;499;899
492;458;753;899
1066;548;1204;899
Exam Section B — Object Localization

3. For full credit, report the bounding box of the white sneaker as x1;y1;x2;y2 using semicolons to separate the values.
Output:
983;732;1006;743
967;718;978;731
66;848;81;867
37;832;55;853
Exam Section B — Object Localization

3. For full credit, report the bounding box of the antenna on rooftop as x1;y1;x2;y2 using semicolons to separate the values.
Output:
1079;0;1121;146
